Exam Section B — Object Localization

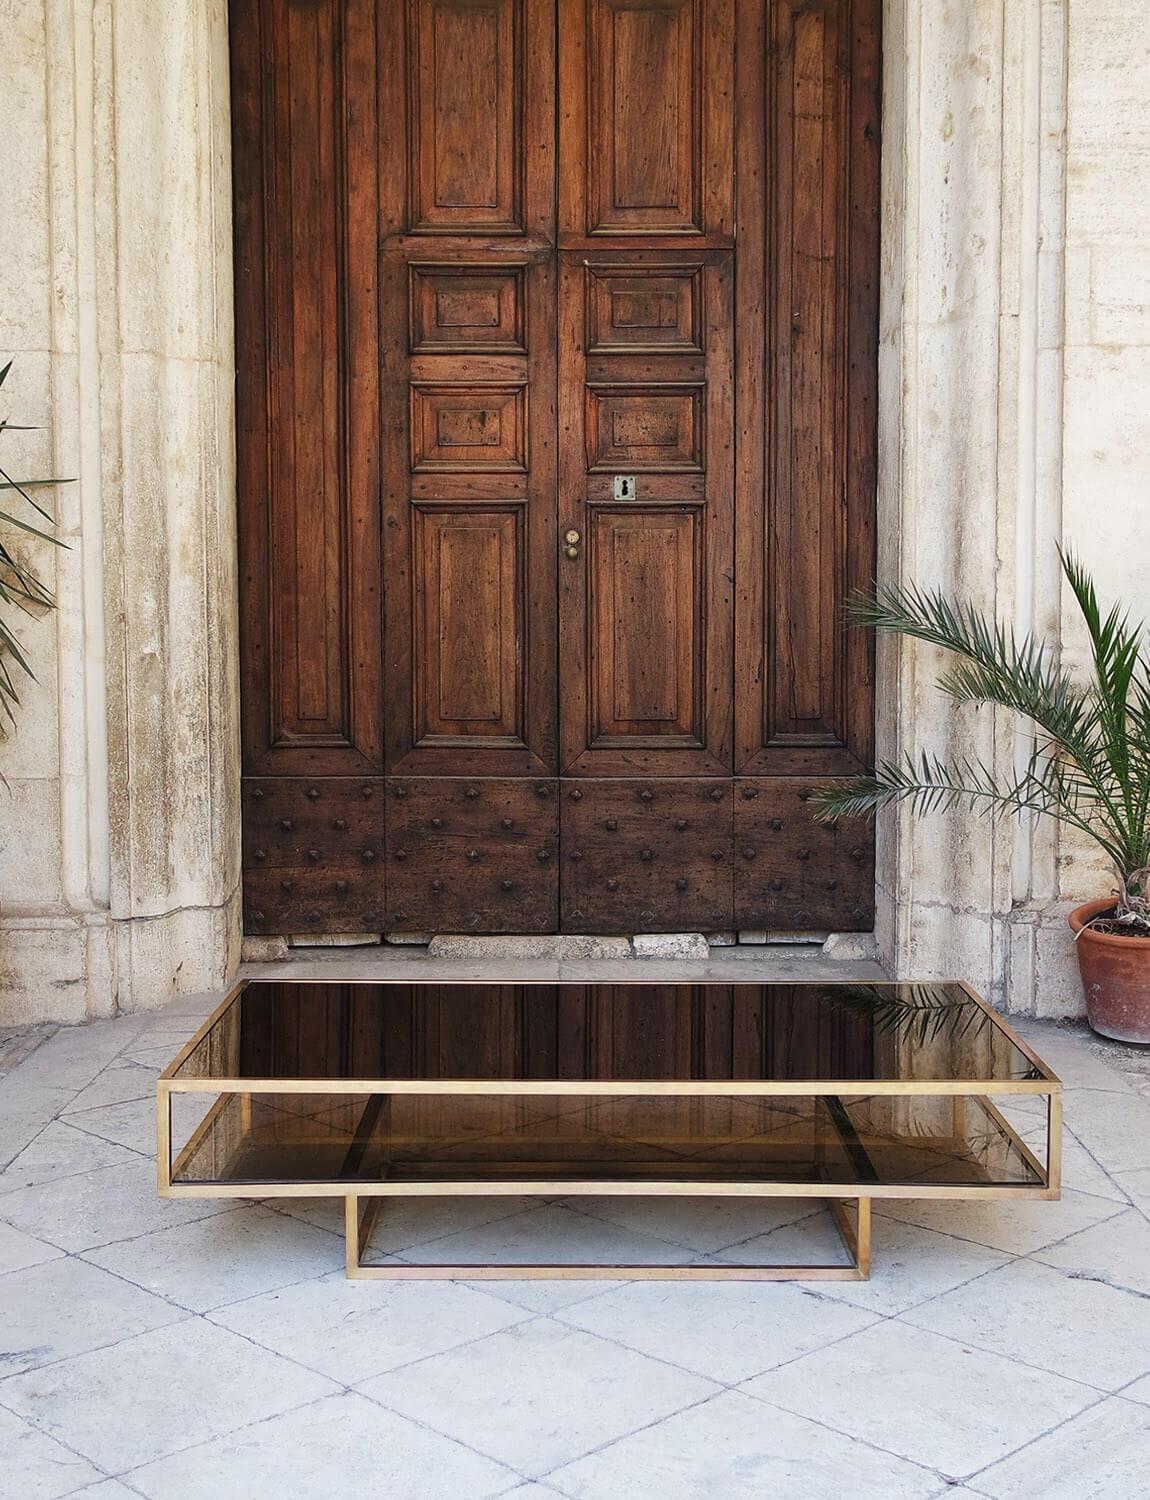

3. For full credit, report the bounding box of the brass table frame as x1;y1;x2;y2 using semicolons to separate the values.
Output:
157;979;1061;1283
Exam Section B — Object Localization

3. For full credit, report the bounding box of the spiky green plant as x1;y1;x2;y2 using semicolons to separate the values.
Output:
810;550;1150;936
0;360;65;729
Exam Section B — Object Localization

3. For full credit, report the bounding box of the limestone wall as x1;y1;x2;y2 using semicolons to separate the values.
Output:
1;0;1147;1024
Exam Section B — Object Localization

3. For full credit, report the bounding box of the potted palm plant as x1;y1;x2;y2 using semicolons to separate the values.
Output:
811;551;1150;1044
1;360;63;730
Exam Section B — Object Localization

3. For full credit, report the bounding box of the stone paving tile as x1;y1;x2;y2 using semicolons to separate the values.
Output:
0;1159;236;1254
556;1279;878;1384
0;1121;139;1194
1113;1165;1150;1217
210;1269;530;1383
0;1320;337;1473
124;1390;517;1500
83;1204;345;1313
1058;1089;1150;1176
64;1093;209;1159
0;1218;63;1275
394;1202;695;1269
0;1257;186;1377
1122;1372;1150;1408
64;1483;142;1499
733;1215;1010;1317
1034;1205;1150;1296
544;1388;943;1500
358;1317;717;1479
0;1402;104;1499
741;1320;1098;1480
61;1061;160;1115
969;1394;1150;1499
570;1194;820;1255
903;1258;1150;1391
875;1187;1122;1256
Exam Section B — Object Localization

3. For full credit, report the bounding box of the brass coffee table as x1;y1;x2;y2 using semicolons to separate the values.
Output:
157;980;1061;1281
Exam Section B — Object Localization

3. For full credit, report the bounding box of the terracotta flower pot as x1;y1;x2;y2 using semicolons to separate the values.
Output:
1069;898;1150;1044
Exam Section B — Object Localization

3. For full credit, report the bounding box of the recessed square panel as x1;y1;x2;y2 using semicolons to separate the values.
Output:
586;265;703;352
410;264;526;352
586;385;703;471
411;385;527;471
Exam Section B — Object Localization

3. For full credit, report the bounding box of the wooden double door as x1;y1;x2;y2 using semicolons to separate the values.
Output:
235;0;879;937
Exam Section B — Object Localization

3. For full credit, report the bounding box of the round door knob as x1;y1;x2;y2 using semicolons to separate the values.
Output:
565;545;579;559
564;529;581;545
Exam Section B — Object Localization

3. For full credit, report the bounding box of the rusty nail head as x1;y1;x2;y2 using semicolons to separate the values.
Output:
465;786;479;800
430;817;443;829
606;878;619;891
333;818;346;831
280;818;293;831
335;879;348;894
253;848;266;861
306;848;320;862
502;817;514;829
741;786;758;799
501;879;514;892
569;788;583;801
639;848;653;861
431;879;443;892
251;788;264;801
467;849;479;861
393;785;407;798
675;818;687;831
307;787;320;801
606;818;618;831
676;877;688;891
639;789;653;803
710;788;723;802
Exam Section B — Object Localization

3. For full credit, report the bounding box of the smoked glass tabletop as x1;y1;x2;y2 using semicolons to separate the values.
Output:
164;979;1056;1092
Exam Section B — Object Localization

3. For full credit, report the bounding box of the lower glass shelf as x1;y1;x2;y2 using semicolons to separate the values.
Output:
167;1089;1047;1193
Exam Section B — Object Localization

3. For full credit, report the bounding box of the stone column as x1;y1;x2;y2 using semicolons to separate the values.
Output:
877;0;1074;1014
0;0;240;1021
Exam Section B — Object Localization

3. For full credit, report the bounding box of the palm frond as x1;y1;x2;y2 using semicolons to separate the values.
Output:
0;363;68;731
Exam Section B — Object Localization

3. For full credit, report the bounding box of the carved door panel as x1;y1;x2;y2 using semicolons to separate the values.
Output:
234;0;880;939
